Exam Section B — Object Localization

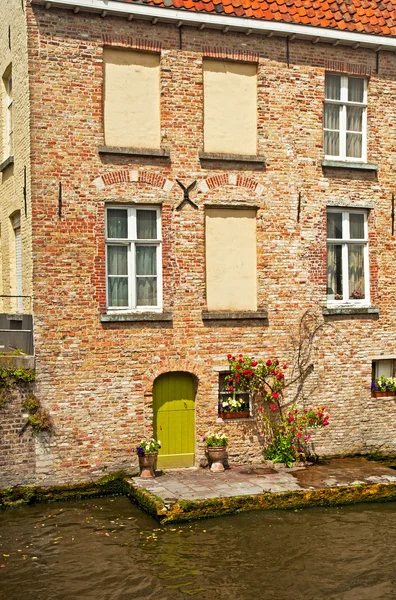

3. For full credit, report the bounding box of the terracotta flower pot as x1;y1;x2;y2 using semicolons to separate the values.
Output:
221;411;250;419
206;446;227;472
138;452;158;478
371;391;395;398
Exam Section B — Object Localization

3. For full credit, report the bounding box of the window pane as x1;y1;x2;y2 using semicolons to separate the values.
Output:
137;210;157;239
346;133;362;158
327;213;342;239
136;246;157;276
348;78;364;103
349;213;365;239
324;104;340;130
324;131;340;156
376;360;394;379
136;277;157;306
327;244;343;300
107;246;128;275
325;74;341;100
108;277;128;306
348;244;365;300
107;209;128;239
347;107;363;132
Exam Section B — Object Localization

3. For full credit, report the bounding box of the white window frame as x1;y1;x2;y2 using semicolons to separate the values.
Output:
6;72;13;158
324;74;367;163
218;372;251;416
105;205;162;313
372;359;396;380
326;208;369;307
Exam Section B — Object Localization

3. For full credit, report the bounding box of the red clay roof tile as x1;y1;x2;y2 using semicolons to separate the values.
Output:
120;0;396;37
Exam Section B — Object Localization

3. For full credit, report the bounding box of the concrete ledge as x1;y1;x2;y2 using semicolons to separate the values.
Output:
0;473;135;509
0;155;14;172
126;478;396;524
101;312;172;323
322;160;378;171
0;355;35;369
202;311;268;320
323;306;379;316
199;151;266;164
98;146;170;158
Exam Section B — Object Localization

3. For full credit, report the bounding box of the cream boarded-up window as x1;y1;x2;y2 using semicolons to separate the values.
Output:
203;60;257;155
103;48;160;149
205;208;257;311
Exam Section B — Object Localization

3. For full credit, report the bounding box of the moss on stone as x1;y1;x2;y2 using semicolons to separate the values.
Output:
124;479;166;519
160;483;396;523
3;472;396;523
0;472;135;509
365;452;396;469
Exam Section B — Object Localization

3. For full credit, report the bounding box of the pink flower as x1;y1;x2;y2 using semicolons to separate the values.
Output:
296;433;302;439
251;360;258;367
270;404;277;411
227;354;232;359
266;360;272;366
272;392;279;399
304;435;311;441
258;407;263;412
228;386;234;391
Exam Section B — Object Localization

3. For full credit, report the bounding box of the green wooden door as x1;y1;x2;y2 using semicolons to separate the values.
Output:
153;372;195;469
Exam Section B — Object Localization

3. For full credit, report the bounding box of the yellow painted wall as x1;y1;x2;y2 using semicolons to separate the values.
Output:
203;60;257;155
103;48;160;149
205;208;257;311
0;0;32;314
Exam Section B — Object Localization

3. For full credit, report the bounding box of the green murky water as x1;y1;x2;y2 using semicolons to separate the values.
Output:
1;497;396;600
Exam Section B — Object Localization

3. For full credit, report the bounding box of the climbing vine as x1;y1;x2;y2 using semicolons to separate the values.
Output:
0;365;52;434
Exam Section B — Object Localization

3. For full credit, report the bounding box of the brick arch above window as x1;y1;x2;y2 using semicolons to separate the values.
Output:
197;174;264;196
93;169;174;192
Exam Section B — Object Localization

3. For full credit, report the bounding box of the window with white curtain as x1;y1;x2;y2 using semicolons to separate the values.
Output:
323;74;367;162
327;209;369;305
105;206;162;311
372;359;395;381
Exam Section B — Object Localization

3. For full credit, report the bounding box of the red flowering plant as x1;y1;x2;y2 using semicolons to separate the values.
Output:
265;404;329;467
225;353;329;465
225;354;286;412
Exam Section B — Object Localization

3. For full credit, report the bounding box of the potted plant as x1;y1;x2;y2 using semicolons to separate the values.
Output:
371;377;396;398
205;432;228;472
218;396;250;419
136;438;161;478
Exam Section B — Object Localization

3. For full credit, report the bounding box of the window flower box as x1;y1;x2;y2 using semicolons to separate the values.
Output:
221;411;250;419
371;377;396;398
371;391;395;398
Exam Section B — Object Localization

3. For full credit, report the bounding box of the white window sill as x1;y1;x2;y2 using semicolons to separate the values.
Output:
322;159;378;172
0;155;14;172
323;305;379;316
101;312;172;322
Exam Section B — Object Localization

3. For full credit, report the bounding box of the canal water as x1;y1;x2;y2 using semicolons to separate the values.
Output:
1;497;396;600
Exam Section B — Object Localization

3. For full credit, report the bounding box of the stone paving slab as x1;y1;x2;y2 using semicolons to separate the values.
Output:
128;458;396;522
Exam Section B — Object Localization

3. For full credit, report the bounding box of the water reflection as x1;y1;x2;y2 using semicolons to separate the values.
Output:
1;497;396;600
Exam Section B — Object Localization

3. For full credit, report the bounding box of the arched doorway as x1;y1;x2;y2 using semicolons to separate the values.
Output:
153;372;196;468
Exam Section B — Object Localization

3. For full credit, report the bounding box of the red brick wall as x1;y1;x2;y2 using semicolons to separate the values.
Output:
5;2;396;485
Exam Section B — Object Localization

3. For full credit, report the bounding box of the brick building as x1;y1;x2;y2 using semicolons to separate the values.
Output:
1;0;396;486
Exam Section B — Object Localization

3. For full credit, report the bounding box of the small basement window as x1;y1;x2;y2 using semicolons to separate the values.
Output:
218;373;250;418
371;359;396;397
372;359;395;380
